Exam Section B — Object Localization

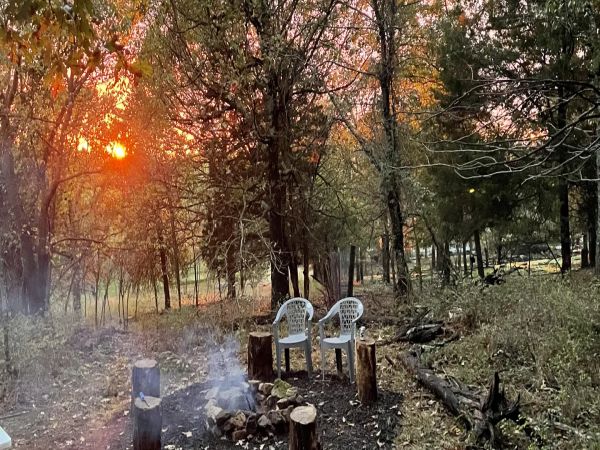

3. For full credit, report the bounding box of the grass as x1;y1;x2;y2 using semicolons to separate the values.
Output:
408;271;600;448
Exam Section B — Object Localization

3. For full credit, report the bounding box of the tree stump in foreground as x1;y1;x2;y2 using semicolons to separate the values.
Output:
356;338;378;404
289;405;320;450
248;332;273;380
132;359;160;409
133;396;161;450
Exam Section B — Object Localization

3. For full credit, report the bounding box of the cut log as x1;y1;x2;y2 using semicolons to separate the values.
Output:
132;359;160;410
289;405;320;450
356;339;377;404
247;332;274;381
133;396;161;450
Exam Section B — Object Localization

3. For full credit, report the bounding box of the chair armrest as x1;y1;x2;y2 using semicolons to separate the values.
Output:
273;307;286;324
319;308;337;324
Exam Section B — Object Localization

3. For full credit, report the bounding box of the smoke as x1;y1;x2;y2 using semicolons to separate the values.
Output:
204;331;255;411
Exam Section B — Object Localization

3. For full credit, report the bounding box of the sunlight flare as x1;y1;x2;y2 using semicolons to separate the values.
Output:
106;142;127;159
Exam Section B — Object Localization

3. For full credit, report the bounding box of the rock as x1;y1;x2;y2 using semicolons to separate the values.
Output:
210;425;222;437
258;382;274;395
229;411;247;430
285;387;298;398
265;395;278;409
267;410;285;426
271;379;292;398
215;410;232;427
205;399;224;424
255;392;265;402
232;429;248;441
276;397;292;409
267;410;286;433
257;414;272;429
245;414;258;434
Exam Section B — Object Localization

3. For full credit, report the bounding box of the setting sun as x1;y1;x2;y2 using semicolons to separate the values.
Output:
106;142;127;159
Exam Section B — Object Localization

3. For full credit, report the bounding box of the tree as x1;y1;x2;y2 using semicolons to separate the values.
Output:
433;0;600;273
155;0;343;309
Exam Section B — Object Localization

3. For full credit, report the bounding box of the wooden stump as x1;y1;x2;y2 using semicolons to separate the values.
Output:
132;359;160;409
133;396;161;450
289;405;320;450
356;339;378;404
248;332;273;380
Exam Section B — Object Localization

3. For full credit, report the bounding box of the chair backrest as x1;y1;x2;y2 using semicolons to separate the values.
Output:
277;297;313;335
335;297;364;336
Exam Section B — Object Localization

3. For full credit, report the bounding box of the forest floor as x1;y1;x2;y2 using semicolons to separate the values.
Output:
1;269;600;449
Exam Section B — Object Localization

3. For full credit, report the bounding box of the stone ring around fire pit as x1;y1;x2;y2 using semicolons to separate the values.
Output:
204;378;307;441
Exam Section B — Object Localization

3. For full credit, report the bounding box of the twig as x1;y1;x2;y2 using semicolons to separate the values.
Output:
0;410;29;420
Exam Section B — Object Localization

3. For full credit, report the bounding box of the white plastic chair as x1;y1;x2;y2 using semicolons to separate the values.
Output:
273;297;314;378
319;297;364;383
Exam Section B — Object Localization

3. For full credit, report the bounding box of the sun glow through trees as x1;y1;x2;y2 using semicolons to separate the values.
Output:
106;142;127;159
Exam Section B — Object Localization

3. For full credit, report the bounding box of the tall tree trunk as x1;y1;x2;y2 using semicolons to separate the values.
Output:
347;245;356;297
582;233;590;268
265;74;290;310
431;245;436;276
474;230;485;279
167;198;182;308
597;132;600;272
462;241;468;276
72;265;82;315
289;254;300;298
558;178;571;272
382;233;390;283
193;247;199;307
441;241;451;286
587;184;597;268
157;223;171;310
226;244;236;299
412;218;422;291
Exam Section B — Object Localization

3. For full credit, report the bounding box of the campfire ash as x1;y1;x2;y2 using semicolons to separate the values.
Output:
202;334;307;441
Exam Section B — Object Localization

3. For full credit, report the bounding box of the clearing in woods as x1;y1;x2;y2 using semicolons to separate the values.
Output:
1;272;599;449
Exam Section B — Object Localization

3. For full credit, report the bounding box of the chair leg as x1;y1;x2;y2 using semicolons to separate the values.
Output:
320;345;325;381
276;344;282;379
305;341;313;377
348;342;355;383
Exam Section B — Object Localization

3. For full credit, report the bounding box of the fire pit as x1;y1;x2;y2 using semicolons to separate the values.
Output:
203;378;306;441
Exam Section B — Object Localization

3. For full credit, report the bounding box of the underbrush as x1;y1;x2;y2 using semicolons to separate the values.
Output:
415;272;600;448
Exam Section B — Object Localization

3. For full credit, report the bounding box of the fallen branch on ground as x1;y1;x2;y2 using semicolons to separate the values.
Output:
398;348;542;448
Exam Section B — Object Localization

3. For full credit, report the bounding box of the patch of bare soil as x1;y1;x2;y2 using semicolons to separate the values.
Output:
102;372;401;450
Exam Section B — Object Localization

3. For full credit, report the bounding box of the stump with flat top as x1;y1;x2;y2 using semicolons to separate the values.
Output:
248;332;273;380
289;405;320;450
356;338;378;404
133;396;161;450
132;359;160;409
